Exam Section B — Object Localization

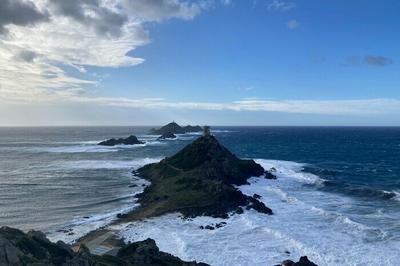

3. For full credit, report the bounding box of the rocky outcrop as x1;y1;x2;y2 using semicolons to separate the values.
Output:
278;256;318;266
126;134;272;220
0;227;207;266
150;122;202;135
0;226;75;265
157;132;177;140
98;135;144;146
106;238;208;266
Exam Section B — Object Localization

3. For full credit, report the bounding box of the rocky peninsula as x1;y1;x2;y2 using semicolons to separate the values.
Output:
150;122;202;135
124;130;272;220
98;135;144;146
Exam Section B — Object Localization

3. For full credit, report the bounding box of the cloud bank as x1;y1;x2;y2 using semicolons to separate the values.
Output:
0;0;212;102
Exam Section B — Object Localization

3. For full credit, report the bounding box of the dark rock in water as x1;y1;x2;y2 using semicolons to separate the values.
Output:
157;132;177;140
129;134;272;219
117;213;128;219
253;193;262;199
278;257;318;266
204;225;215;230
265;170;277;179
150;122;202;135
128;184;137;188
293;256;318;266
98;135;144;146
235;207;244;214
280;260;295;266
215;222;226;228
0;226;208;266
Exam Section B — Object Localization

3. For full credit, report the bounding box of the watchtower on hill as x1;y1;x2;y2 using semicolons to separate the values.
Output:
203;126;211;137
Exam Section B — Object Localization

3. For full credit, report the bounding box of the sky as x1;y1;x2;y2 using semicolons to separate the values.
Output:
0;0;399;126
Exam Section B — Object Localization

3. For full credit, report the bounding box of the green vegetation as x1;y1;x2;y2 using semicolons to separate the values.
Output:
126;135;272;220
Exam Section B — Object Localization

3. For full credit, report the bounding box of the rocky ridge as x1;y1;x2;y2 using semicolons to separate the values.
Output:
98;135;144;146
150;122;202;135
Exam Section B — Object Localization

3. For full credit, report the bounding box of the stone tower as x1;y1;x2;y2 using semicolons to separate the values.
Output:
203;126;211;137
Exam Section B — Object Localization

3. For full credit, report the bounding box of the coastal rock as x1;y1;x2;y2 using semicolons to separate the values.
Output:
157;132;177;140
150;122;202;135
114;238;208;266
98;135;144;146
265;170;277;179
0;226;74;265
293;256;318;266
127;134;272;219
278;257;318;266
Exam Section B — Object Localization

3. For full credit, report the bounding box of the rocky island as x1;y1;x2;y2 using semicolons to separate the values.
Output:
150;122;202;135
157;132;177;140
98;135;144;146
124;127;272;220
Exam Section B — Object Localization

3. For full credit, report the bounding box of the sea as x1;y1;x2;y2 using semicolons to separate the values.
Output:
0;126;399;265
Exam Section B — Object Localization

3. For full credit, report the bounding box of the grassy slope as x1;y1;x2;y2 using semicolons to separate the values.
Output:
124;135;271;220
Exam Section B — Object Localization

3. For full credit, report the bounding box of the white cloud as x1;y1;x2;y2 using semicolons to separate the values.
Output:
268;0;296;11
120;0;206;21
0;0;210;103
4;92;399;116
286;19;299;30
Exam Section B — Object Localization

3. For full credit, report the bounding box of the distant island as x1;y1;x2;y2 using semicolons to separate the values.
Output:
98;135;144;146
157;132;177;140
150;122;202;135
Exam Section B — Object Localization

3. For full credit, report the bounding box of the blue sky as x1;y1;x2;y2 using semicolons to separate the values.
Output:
0;0;399;126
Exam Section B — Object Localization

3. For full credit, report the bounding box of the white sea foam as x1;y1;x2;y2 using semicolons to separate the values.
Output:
211;129;235;133
48;203;140;244
111;159;400;266
383;190;400;202
30;141;165;153
56;158;163;170
45;156;163;244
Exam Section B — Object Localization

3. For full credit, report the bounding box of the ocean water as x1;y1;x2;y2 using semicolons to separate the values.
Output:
0;127;399;265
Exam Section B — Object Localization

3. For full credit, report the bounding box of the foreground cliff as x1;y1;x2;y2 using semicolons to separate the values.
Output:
125;133;272;220
0;227;207;266
0;226;317;266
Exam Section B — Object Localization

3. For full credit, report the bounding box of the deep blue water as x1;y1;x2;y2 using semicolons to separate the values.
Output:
218;127;400;200
0;126;399;260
